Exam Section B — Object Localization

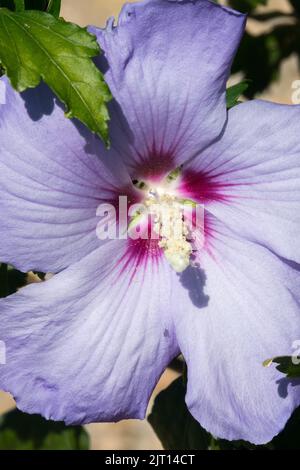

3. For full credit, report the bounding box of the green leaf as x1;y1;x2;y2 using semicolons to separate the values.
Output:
46;0;60;17
0;8;111;143
226;80;250;109
0;409;90;450
272;356;300;378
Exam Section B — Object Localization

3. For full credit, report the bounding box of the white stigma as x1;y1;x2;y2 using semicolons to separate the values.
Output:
145;188;192;273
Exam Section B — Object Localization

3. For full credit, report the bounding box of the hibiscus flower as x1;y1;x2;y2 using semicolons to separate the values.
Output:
0;0;300;445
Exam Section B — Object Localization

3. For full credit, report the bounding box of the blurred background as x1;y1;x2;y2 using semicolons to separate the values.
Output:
0;0;299;450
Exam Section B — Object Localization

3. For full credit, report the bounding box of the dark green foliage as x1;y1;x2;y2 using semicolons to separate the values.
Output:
289;0;300;17
0;409;89;450
0;1;49;11
228;0;267;14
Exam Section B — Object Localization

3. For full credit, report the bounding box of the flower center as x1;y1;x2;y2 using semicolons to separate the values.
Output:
147;189;192;272
131;169;197;273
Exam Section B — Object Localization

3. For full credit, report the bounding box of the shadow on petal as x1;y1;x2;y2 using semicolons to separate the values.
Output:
179;265;209;309
21;83;55;121
277;377;300;399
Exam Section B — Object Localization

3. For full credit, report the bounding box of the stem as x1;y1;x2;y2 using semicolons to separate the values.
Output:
0;263;8;298
14;0;25;12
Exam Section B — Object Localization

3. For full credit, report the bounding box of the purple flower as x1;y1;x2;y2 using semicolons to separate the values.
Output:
0;0;300;445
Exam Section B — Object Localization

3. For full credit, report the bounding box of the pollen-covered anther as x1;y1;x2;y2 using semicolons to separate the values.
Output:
146;189;193;273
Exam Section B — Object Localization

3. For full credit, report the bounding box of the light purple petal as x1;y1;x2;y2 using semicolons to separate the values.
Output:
184;100;300;263
90;0;246;177
172;221;300;444
0;77;132;273
0;240;178;424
